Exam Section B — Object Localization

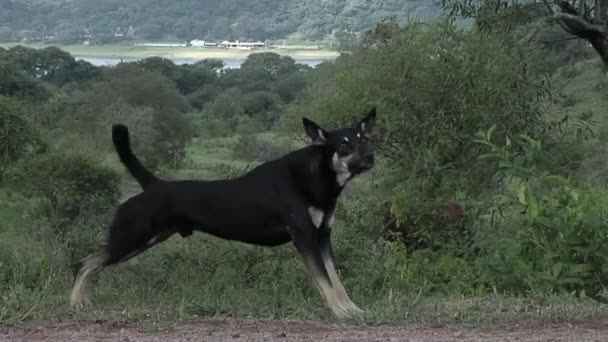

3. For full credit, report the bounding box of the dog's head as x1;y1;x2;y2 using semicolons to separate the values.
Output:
303;108;376;185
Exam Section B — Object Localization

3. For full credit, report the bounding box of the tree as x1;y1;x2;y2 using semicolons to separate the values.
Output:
4;46;97;86
241;90;283;128
0;96;44;177
136;57;183;83
286;19;547;192
176;60;221;95
139;21;165;40
241;53;301;78
58;64;194;169
55;22;85;44
0;64;51;102
207;88;244;131
443;0;608;72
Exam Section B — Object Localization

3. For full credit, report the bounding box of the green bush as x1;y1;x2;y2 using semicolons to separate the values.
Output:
473;128;608;298
54;65;194;171
284;19;548;260
6;152;120;223
235;115;264;135
0;96;45;177
195;111;233;138
287;20;545;189
232;134;294;162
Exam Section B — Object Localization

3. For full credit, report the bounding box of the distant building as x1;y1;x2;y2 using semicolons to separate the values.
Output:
218;40;267;50
134;42;188;47
190;39;206;47
189;39;218;47
272;44;320;50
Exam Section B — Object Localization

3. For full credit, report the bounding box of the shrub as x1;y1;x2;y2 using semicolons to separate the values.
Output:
235;115;263;135
195;111;233;138
232;134;294;162
0;96;45;177
55;65;194;171
6;152;120;223
473;127;608;298
284;19;548;259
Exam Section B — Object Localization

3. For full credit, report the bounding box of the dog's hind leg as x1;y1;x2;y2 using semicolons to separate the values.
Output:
69;250;109;309
69;216;176;308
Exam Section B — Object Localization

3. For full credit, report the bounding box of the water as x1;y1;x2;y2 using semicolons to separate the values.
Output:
78;56;331;69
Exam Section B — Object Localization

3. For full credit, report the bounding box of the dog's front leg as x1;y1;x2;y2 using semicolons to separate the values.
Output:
318;227;363;316
289;222;352;319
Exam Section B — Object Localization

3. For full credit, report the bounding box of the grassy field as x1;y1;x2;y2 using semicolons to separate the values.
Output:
2;62;608;328
2;129;608;327
0;42;340;61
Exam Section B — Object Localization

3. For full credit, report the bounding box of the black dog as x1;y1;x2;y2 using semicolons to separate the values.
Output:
70;108;377;319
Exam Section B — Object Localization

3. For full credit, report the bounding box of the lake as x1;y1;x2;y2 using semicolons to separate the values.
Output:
78;56;331;68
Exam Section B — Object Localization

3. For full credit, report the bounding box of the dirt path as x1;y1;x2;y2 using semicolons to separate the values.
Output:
2;319;608;342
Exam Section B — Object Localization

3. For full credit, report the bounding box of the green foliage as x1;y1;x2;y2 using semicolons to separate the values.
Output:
0;63;51;103
0;96;45;177
290;20;544;187
232;134;294;162
0;0;441;43
5;152;120;223
287;20;547;257
181;52;309;135
193;111;233;138
3;10;608;325
474;127;608;298
54;63;194;170
3;46;100;86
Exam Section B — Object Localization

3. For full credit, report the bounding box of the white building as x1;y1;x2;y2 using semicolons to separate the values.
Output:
135;42;188;47
189;39;218;47
219;40;267;50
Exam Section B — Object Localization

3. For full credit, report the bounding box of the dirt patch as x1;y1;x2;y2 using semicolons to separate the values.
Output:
2;319;608;342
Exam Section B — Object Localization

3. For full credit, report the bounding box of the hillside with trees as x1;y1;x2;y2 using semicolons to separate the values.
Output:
0;0;441;44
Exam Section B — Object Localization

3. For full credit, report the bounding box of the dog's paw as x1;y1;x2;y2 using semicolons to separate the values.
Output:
330;303;364;321
69;295;91;310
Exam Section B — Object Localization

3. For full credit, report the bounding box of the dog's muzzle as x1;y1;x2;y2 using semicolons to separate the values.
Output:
359;153;375;171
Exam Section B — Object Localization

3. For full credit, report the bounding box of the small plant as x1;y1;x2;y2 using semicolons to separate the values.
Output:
474;126;608;298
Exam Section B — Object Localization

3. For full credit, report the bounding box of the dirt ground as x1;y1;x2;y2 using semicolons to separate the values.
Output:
2;319;608;342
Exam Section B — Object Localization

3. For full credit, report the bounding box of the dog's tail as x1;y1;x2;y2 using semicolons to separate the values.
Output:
112;124;160;190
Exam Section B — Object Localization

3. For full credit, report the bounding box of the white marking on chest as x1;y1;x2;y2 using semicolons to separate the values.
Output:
308;207;324;229
332;152;352;186
147;235;160;246
327;212;335;227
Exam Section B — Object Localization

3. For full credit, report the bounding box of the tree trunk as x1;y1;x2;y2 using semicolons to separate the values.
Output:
588;34;608;68
554;1;608;71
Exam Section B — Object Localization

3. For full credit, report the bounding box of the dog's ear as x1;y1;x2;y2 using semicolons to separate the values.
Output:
302;117;328;144
358;107;376;133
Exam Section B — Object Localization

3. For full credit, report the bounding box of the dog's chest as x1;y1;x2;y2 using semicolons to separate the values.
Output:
307;206;335;229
